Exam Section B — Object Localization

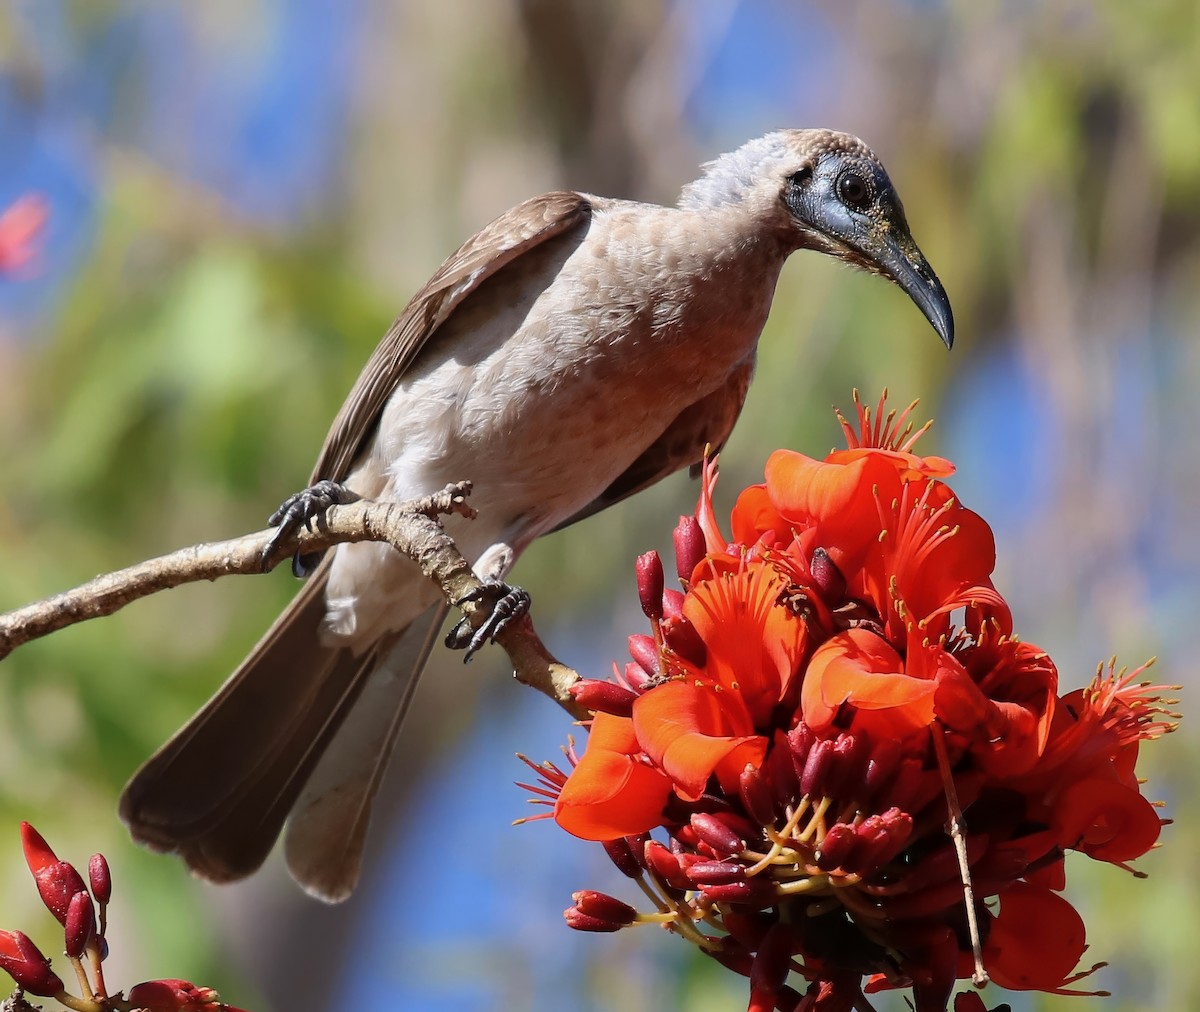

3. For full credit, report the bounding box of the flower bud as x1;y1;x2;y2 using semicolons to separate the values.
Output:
601;836;642;878
685;861;745;886
689;813;744;859
643;840;690;891
0;930;64;998
622;661;654;693
698;878;778;905
65;890;95;959
824;733;867;802
765;732;800;810
809;547;846;603
800;737;835;799
787;724;815;776
125;978;244;1011
635;551;665;621
739;765;777;828
569;678;637;717
564;908;624;932
673;515;706;583
850;809;913;874
627;634;661;678
661;615;707;666
571;890;638;926
862;737;904;805
88;853;112;905
748;923;794;1012
20;824;88;927
813;822;858;872
661;587;685;619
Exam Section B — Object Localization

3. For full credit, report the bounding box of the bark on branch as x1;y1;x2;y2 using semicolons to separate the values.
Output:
0;481;586;719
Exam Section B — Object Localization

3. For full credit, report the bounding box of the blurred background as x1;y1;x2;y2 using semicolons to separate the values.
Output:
1;1;1197;1009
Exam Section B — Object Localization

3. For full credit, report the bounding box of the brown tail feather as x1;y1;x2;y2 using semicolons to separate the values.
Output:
119;563;386;882
283;603;446;902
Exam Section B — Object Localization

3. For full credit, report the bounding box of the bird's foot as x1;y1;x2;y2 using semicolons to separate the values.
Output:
446;580;531;661
262;479;361;575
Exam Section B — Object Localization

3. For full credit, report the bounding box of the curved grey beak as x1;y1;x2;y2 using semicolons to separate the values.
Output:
874;231;954;349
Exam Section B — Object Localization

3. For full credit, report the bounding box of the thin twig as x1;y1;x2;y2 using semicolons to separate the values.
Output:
0;482;585;719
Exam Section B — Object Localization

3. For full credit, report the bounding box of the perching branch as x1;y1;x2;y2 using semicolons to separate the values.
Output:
0;481;586;719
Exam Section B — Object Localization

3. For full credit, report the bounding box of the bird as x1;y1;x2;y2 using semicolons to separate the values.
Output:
120;128;954;903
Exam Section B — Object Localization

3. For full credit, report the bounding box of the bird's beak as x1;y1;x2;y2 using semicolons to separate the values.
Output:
869;229;954;349
798;187;955;349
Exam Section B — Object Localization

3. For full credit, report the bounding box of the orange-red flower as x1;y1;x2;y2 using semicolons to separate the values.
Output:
529;393;1174;1012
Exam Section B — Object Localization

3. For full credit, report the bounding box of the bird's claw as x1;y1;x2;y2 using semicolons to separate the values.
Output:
262;479;360;575
445;580;531;661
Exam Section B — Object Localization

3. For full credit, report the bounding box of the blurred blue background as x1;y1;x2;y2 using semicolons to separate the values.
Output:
2;1;1198;1009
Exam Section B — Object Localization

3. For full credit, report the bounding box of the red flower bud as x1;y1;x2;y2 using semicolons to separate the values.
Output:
125;979;243;1012
20;822;57;873
64;891;95;958
661;615;707;666
851;809;913;874
690;813;744;858
739;765;777;828
706;944;755;977
88;853;112;905
661;587;685;619
814;822;858;872
635;551;666;620
685;861;746;886
601;836;642;878
748;922;795;1012
570;890;637;926
564;908;624;932
862;736;904;805
20;825;88;927
622;660;654;693
809;547;846;603
627;634;661;678
0;929;64;998
569;678;637;717
643;839;690;890
800;737;835;799
698;878;778;905
824;733;868;802
673;515;706;583
765;732;800;810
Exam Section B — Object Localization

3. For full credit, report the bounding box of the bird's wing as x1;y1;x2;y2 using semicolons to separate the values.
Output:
550;358;755;532
312;191;595;482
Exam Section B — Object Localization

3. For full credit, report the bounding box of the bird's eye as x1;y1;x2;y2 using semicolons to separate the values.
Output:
837;171;871;210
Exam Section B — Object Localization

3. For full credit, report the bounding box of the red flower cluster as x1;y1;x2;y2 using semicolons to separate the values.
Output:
0;823;247;1012
523;394;1175;1012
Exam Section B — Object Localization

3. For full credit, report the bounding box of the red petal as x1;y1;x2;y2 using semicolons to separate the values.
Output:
983;883;1086;991
633;681;766;800
802;629;935;737
1052;777;1163;862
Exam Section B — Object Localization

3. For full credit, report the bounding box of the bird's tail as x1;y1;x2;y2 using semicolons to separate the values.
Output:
119;564;443;901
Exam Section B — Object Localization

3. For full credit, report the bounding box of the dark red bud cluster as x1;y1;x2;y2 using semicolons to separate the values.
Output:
814;808;913;876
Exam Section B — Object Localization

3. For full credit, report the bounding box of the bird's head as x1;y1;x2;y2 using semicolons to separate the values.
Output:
679;129;954;348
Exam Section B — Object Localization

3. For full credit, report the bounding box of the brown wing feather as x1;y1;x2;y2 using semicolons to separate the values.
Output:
550;359;755;532
312;191;594;483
